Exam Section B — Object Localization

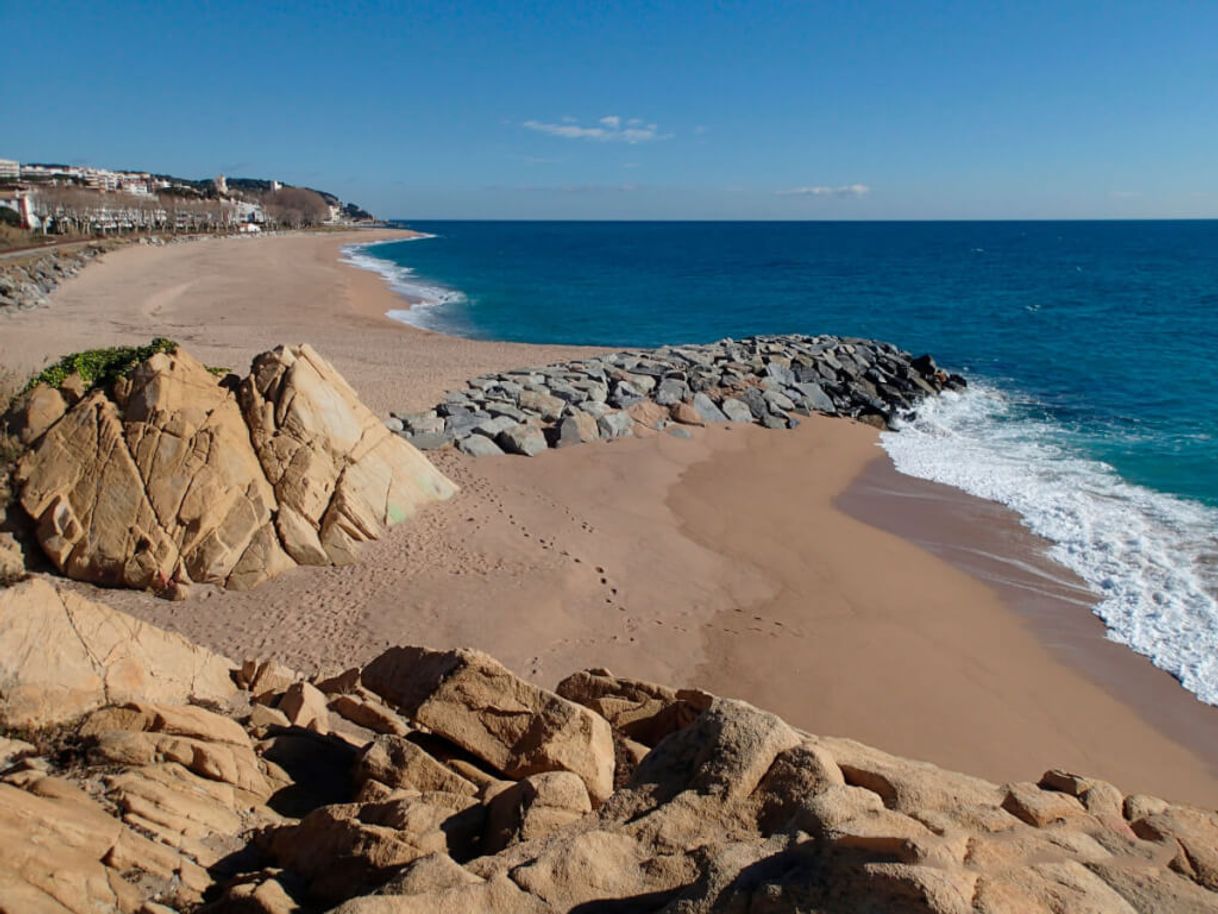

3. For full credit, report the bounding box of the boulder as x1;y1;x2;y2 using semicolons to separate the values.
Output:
355;735;477;796
457;434;504;457
240;345;457;568
555;668;709;746
0;533;23;584
495;423;547;457
721;397;753;423
625;399;669;431
362;647;615;802
692;392;728;423
13;344;456;592
669;401;705;426
0;578;236;729
482;771;591;853
279;681;330;732
517;390;565;420
596;411;634;440
554;412;599;448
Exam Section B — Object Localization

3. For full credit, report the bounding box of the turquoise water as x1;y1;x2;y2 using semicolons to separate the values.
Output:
345;220;1218;703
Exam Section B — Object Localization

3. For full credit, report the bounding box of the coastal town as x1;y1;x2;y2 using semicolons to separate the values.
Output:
0;157;375;238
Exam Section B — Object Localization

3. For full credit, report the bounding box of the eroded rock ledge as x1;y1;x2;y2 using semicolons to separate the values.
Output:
393;334;966;457
0;579;1213;914
8;344;456;592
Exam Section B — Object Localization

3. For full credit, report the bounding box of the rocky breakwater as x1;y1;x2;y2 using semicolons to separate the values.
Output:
392;334;966;457
0;243;114;313
4;342;456;593
0;578;1215;913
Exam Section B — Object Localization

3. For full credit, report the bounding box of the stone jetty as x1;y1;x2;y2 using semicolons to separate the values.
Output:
392;334;966;457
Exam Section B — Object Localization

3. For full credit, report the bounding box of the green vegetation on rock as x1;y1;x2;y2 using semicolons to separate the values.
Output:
27;338;179;392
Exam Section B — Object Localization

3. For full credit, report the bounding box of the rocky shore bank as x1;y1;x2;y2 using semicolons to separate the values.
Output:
1;577;1214;914
392;334;966;457
0;243;117;313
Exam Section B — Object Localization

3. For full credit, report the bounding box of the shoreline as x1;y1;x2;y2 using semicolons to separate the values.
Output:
4;230;1217;805
838;454;1218;783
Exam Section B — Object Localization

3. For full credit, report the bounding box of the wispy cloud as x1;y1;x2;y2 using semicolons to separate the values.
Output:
777;184;871;198
485;183;640;194
523;115;669;144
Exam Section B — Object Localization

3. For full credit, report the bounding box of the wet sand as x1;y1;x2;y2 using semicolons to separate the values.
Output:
4;230;1216;806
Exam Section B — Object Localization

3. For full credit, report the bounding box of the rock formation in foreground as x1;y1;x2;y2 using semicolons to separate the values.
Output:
393;334;966;456
1;578;1214;914
7;343;456;591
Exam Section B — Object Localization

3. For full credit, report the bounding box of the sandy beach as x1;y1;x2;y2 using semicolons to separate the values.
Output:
3;229;1217;806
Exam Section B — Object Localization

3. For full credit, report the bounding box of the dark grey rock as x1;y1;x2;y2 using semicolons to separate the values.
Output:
609;381;644;409
692;392;728;423
597;411;635;440
763;390;796;412
445;412;485;437
794;382;836;414
497;423;548;457
407;431;450;451
458;435;505;457
721;398;753;423
655;377;689;406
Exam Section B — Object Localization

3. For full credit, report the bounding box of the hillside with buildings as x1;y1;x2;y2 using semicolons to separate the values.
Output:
0;157;377;240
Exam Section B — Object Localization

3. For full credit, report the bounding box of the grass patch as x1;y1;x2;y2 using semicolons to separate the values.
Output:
206;365;231;377
26;338;179;392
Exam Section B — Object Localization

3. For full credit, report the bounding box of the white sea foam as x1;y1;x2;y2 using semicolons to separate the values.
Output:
340;238;465;331
881;384;1218;705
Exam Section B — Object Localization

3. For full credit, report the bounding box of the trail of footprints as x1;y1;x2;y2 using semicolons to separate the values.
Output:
451;460;803;645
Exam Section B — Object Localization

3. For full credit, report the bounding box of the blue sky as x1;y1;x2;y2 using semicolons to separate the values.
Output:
6;1;1217;219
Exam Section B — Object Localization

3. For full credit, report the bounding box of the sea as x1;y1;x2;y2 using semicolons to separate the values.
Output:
343;220;1218;705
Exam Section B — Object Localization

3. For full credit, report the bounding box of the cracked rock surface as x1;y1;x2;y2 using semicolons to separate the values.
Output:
1;580;1214;913
11;344;457;592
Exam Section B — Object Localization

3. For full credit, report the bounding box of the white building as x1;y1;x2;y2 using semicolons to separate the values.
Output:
0;159;19;180
215;174;228;195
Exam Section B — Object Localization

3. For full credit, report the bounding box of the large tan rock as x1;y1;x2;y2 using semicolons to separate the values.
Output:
556;668;710;746
482;771;591;853
0;533;23;584
13;344;455;592
0;578;236;729
1131;803;1218;891
355;735;477;796
270;793;484;903
16;388;180;589
0;775;209;913
0;779;142;914
121;350;289;587
362;646;615;803
239;344;457;566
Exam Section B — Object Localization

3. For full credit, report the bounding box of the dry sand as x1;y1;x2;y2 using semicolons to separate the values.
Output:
3;230;1217;806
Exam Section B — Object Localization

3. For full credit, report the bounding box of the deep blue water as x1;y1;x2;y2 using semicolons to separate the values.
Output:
346;220;1218;702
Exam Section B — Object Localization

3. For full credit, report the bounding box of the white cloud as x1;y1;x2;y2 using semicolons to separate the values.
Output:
523;116;669;144
777;184;871;198
487;183;640;194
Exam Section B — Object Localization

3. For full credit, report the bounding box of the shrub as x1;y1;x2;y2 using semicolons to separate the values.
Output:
27;338;179;392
